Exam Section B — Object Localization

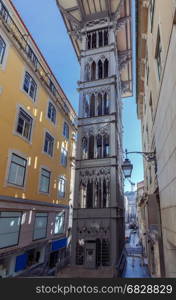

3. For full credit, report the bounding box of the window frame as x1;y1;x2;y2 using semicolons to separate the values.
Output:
33;212;48;241
150;0;155;32
16;107;33;142
43;131;55;157
63;121;69;140
39;168;51;194
7;153;27;188
47;101;56;125
57;176;66;198
60;146;68;167
23;71;37;101
54;211;65;235
155;28;162;81
0;211;22;249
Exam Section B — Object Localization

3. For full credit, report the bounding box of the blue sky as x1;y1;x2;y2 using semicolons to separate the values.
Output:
12;0;143;191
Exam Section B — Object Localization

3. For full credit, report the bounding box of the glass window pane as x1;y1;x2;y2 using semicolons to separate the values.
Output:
33;215;48;240
54;212;65;234
0;214;21;249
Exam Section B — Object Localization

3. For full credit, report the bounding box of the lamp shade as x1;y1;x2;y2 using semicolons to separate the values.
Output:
122;158;133;178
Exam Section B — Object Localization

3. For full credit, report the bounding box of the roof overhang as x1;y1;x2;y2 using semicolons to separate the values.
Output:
56;0;133;98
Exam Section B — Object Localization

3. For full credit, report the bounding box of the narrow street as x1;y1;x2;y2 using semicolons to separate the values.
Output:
122;232;150;278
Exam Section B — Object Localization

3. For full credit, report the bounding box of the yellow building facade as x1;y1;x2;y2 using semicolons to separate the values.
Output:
0;0;77;277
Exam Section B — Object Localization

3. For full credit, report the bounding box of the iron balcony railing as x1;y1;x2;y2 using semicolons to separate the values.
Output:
0;0;77;128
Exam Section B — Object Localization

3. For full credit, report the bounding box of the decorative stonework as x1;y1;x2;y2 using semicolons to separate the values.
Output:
81;123;110;137
80;167;111;184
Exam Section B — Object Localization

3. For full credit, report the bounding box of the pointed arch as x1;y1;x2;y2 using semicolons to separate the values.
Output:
97;93;103;116
104;92;109;115
84;94;89;117
91;61;96;81
86;180;93;208
103;134;109;158
98;60;103;79
94;178;101;208
90;94;95;117
97;134;103;158
85;63;90;81
82;137;88;159
103;179;107;208
104;59;109;78
88;135;94;159
80;181;87;208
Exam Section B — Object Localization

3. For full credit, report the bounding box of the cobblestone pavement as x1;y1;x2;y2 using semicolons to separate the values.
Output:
122;231;150;278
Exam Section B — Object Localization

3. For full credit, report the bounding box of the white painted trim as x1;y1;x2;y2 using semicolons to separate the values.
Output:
12;104;35;144
38;165;52;196
20;66;39;103
42;129;55;158
0;28;10;71
4;149;29;190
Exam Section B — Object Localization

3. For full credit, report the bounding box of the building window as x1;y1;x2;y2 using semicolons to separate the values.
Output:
23;72;37;101
44;132;54;156
0;2;9;23
0;35;6;64
47;102;56;124
39;168;51;194
58;176;66;198
8;154;27;187
0;212;21;249
63;122;69;139
49;80;56;96
155;29;162;80
149;92;154;122
16;108;33;141
33;213;48;240
61;147;68;167
54;212;65;235
150;0;155;32
27;45;38;68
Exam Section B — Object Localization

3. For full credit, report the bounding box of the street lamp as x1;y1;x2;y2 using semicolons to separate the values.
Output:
122;150;133;178
122;149;156;179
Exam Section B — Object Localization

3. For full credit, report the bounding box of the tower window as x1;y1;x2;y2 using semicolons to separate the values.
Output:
82;137;88;159
88;135;94;159
98;60;103;79
86;181;93;208
92;32;97;49
99;31;103;47
90;94;95;117
104;30;108;46
104;93;109;115
91;61;96;81
104;59;109;78
97;134;102;158
97;93;103;116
